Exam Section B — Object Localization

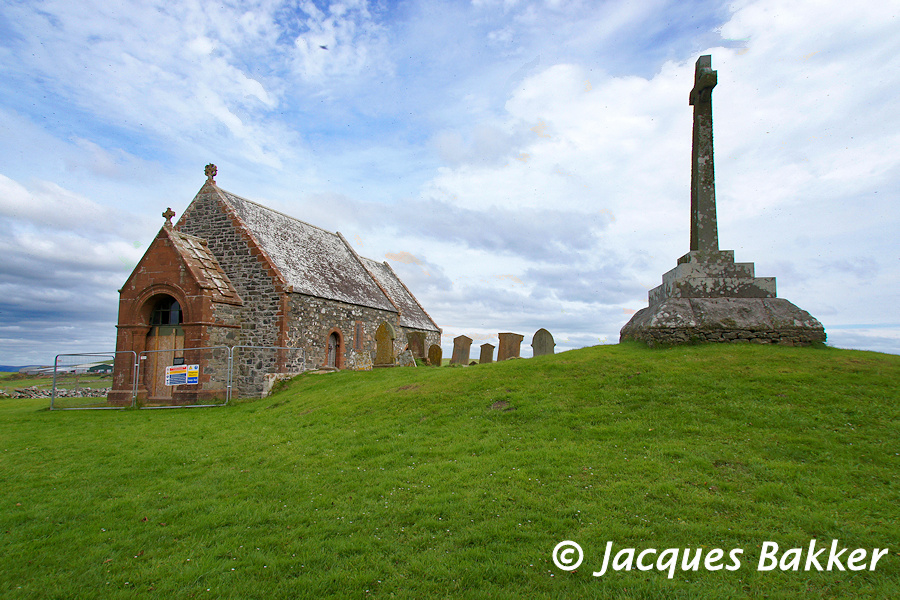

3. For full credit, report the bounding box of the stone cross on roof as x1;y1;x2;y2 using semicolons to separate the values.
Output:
205;163;217;183
689;55;719;253
162;207;176;227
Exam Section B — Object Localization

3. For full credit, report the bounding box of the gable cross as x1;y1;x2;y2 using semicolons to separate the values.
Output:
162;207;176;227
205;163;217;183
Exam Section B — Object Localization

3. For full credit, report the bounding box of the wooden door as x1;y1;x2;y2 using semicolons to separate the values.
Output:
327;333;338;367
144;325;184;400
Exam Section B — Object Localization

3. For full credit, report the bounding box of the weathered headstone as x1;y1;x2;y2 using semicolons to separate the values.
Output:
407;331;426;359
450;335;472;365
427;344;442;367
397;349;417;367
352;352;373;371
619;55;825;346
531;328;555;356
374;321;396;366
479;343;495;364
497;333;524;361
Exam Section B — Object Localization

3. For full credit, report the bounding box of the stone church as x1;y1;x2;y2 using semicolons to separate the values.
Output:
108;165;441;404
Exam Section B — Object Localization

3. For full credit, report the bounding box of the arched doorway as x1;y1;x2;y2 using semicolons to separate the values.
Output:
327;332;339;368
144;295;185;400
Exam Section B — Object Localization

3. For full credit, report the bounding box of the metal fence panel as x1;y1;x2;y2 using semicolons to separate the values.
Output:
137;345;231;408
44;345;307;410
49;351;136;410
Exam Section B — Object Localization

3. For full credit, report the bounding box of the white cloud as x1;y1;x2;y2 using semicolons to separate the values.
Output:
0;175;153;362
0;174;149;236
0;0;292;166
289;0;392;85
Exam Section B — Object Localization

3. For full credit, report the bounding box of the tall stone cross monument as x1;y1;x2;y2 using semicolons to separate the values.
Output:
620;55;825;346
690;55;718;254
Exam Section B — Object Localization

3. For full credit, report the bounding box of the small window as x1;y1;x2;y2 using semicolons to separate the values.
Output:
150;297;183;325
354;321;364;352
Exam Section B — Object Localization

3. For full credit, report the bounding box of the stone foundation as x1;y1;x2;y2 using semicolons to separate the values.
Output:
620;297;825;347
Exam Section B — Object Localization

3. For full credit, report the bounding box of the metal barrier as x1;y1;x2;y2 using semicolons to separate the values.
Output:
45;345;307;410
137;345;231;408
50;351;137;410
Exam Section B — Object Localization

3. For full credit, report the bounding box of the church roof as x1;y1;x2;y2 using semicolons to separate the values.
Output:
166;228;241;304
216;188;396;311
360;257;440;332
203;186;439;331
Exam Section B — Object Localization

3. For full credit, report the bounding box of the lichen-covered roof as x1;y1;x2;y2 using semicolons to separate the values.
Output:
168;229;241;304
361;257;441;332
216;189;398;312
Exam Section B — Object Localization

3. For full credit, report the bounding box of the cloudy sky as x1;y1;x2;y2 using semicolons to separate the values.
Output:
1;0;898;365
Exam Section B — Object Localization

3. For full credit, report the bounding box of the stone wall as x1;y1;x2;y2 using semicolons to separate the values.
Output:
179;192;285;396
625;327;826;347
201;300;242;396
288;293;440;370
289;293;394;370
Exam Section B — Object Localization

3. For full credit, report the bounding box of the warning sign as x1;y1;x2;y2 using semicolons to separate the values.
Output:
165;364;200;386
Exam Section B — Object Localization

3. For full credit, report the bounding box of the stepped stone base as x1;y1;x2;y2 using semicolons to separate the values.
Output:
649;250;775;304
620;297;826;347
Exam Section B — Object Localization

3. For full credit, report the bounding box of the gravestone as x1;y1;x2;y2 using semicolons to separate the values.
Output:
397;349;417;367
531;328;555;356
497;333;524;361
351;352;373;371
620;55;825;346
407;331;426;359
479;343;495;364
427;344;442;367
374;321;396;366
450;335;472;365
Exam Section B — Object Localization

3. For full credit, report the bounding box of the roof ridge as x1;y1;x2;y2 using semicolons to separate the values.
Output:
380;260;441;333
336;232;398;313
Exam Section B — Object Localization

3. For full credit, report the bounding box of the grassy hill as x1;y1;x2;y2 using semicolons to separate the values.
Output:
1;343;898;599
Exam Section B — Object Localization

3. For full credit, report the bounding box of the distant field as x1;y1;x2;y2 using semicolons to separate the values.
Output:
0;372;110;393
1;343;898;599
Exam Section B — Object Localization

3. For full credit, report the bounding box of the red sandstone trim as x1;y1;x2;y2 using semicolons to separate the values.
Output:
324;326;345;370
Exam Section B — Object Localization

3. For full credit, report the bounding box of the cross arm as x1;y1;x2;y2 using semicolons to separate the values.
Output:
689;57;718;106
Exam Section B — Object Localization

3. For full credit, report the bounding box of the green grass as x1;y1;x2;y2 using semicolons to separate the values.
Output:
1;343;898;599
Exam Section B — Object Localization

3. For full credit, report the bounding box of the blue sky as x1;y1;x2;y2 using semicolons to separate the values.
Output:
1;0;898;364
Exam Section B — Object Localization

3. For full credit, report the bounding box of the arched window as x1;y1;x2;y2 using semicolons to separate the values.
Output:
150;296;183;326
